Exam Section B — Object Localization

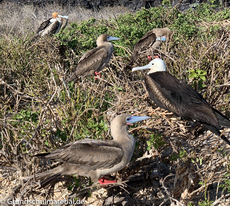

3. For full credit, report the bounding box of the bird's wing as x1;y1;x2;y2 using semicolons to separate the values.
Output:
44;139;124;170
46;20;60;35
60;18;68;31
36;19;52;33
213;108;230;128
132;31;156;56
146;72;219;126
70;46;108;78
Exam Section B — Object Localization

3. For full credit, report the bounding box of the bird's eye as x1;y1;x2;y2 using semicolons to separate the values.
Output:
126;117;131;121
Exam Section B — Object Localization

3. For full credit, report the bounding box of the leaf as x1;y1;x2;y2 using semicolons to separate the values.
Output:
45;140;49;146
200;76;206;81
189;73;198;78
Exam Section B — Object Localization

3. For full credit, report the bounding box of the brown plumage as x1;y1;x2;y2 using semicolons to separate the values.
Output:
133;58;230;145
129;27;172;66
22;114;150;186
132;31;156;59
36;18;52;34
66;34;120;82
60;17;68;31
149;27;172;57
151;28;172;39
36;12;68;37
145;73;219;127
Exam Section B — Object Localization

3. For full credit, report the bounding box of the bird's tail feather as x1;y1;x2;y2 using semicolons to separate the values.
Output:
203;123;230;146
214;109;230;128
66;73;76;83
22;166;63;187
65;72;81;83
220;134;230;146
40;173;62;187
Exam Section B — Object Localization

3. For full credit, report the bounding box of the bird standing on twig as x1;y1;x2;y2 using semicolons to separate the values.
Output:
22;114;150;186
132;58;230;145
66;34;120;82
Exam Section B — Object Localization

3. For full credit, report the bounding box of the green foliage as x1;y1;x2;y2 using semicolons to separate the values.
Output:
13;109;38;123
169;8;200;39
189;69;207;81
189;69;207;89
0;3;229;150
56;3;230;60
189;198;214;206
170;148;187;161
198;180;214;206
67;176;81;191
11;109;39;139
55;128;68;142
219;172;230;193
162;0;171;6
1;3;230;202
0;35;64;96
58;6;168;57
217;148;227;157
57;18;109;55
191;157;203;165
73;117;108;140
198;199;214;206
147;133;165;150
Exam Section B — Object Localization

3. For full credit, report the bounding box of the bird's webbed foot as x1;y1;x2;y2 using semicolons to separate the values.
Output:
94;71;101;80
98;177;117;185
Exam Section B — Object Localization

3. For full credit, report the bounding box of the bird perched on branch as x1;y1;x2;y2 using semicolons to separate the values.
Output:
126;27;172;68
66;34;120;82
36;12;68;37
23;114;150;186
132;58;230;145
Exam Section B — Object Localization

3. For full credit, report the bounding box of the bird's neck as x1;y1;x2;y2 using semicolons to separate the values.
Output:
51;18;61;23
50;18;57;23
148;69;166;74
97;41;111;47
111;125;134;145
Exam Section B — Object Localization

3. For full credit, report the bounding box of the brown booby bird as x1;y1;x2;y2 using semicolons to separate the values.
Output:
23;114;150;186
37;12;68;37
132;58;230;145
130;28;172;65
67;34;120;82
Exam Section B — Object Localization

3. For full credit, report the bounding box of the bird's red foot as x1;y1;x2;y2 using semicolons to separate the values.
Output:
94;71;101;80
147;55;152;61
98;177;117;185
148;55;160;61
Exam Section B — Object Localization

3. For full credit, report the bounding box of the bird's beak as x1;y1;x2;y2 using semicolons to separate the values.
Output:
107;36;120;41
132;63;151;72
156;36;166;41
126;116;150;125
